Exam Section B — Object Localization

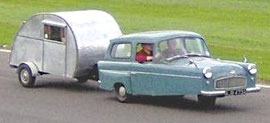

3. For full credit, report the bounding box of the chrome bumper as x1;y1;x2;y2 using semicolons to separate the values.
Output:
200;90;226;97
246;87;261;93
97;80;101;85
200;87;261;97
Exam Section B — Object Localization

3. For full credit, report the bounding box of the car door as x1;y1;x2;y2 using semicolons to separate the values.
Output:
130;43;157;95
130;62;157;95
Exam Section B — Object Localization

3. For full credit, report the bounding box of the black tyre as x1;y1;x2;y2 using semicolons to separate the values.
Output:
115;84;130;103
197;95;216;107
18;64;36;88
178;95;184;98
76;77;88;83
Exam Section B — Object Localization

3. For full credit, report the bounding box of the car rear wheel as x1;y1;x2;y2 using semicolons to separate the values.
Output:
197;95;216;107
18;64;36;88
115;84;130;103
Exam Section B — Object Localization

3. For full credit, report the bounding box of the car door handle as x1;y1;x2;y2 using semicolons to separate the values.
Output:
130;72;136;75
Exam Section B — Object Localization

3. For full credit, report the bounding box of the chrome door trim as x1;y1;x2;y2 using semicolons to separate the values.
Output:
130;71;201;79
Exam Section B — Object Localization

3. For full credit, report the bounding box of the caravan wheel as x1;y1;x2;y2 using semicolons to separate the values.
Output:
18;64;36;88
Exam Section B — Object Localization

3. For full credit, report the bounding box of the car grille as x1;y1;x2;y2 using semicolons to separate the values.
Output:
215;77;247;89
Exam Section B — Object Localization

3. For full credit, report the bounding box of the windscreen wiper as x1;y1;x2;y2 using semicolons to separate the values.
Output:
186;53;210;58
166;55;188;62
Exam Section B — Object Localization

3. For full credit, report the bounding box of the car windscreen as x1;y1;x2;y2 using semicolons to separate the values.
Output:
158;37;210;61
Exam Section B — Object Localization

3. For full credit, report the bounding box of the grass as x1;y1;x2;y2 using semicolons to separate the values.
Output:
0;0;269;82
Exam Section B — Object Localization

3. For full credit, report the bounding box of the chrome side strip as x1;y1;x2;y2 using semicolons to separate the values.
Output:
131;71;201;79
100;69;201;79
99;69;129;75
98;61;131;65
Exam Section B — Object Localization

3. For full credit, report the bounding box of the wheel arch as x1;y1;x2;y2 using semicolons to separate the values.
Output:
98;69;132;93
113;82;132;94
18;62;39;76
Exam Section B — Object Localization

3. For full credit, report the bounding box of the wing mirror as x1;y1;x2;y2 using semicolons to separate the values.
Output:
243;55;247;63
189;59;198;68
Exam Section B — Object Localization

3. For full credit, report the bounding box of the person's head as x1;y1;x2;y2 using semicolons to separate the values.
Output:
167;40;177;50
142;43;152;52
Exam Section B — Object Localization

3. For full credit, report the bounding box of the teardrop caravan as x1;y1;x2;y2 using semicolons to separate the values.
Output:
9;10;122;86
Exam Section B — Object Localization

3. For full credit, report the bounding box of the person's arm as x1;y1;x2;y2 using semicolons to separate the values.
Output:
136;53;147;63
146;56;153;61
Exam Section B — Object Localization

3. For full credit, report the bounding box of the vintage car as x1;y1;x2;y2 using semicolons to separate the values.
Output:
98;30;260;106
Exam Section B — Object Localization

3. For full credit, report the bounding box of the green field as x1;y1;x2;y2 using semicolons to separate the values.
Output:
0;0;269;82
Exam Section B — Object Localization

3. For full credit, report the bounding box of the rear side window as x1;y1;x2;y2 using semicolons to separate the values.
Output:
111;43;132;58
44;24;66;43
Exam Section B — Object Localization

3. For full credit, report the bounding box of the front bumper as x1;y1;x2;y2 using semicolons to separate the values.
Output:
200;87;261;97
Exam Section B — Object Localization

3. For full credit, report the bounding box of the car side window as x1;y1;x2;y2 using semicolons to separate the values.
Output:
111;43;132;59
135;43;153;63
44;24;66;43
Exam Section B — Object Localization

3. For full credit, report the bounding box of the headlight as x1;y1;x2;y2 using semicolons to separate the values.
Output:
203;67;212;79
248;64;257;75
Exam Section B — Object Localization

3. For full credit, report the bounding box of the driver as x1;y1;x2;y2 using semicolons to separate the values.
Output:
136;43;153;63
162;40;183;58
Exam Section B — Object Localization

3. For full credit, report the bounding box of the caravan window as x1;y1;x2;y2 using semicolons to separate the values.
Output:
44;24;66;43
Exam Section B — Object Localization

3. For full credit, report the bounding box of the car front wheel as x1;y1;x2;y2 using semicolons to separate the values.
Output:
76;77;88;83
18;64;36;88
197;95;216;107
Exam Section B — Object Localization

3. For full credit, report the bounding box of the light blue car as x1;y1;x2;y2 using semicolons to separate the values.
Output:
98;30;260;106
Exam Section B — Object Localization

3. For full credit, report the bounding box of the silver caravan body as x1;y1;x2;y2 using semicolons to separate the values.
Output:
9;10;122;79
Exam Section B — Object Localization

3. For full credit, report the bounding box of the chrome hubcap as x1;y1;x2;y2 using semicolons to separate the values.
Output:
20;69;29;84
119;86;126;97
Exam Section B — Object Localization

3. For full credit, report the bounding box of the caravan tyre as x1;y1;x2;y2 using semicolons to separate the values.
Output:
18;64;36;88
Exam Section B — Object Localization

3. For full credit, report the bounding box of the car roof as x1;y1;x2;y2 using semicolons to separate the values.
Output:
111;30;203;43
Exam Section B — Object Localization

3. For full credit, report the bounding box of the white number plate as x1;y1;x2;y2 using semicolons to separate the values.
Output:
225;89;246;96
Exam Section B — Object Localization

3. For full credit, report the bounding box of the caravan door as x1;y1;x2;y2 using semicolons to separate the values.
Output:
42;22;67;76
